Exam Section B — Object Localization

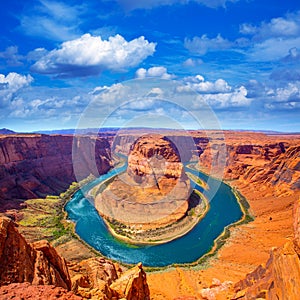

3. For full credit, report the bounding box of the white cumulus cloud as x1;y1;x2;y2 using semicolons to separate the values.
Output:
184;11;300;62
147;87;164;97
182;58;203;67
240;12;300;40
32;34;156;77
266;82;300;102
177;75;231;93
135;66;174;79
0;73;33;107
90;83;128;105
176;75;250;108
239;11;300;61
0;73;33;91
195;86;250;108
249;36;300;62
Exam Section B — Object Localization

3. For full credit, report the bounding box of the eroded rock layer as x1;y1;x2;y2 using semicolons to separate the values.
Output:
95;134;191;230
1;130;300;299
110;262;150;300
146;132;300;299
0;134;112;207
197;131;300;192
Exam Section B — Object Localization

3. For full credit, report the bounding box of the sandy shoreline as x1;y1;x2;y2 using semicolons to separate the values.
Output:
101;189;210;246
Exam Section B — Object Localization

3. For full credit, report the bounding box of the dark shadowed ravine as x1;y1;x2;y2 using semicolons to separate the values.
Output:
65;160;243;267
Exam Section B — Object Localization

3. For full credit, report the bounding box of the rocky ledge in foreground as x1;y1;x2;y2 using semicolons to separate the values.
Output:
0;216;150;299
0;216;71;289
95;134;198;243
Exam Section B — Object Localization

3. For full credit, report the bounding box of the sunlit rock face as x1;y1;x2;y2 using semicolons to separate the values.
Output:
128;134;183;185
95;134;191;230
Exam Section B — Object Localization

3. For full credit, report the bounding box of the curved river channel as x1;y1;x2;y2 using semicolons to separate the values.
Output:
65;161;243;267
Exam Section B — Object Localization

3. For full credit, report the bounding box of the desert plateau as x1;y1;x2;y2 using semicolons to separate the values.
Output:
0;129;299;299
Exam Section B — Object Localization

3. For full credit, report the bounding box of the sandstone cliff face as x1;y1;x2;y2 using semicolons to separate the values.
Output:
235;144;299;190
0;216;71;289
270;145;300;190
233;241;300;300
110;262;150;300
294;199;300;253
197;135;300;193
112;133;137;155
0;134;112;205
70;257;120;299
199;141;284;179
70;257;151;300
112;132;207;162
71;258;150;300
96;134;191;230
128;134;182;181
112;131;300;194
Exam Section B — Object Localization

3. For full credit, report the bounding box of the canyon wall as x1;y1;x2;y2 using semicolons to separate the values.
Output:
0;216;150;299
196;132;300;193
128;134;183;182
1;131;298;220
111;130;300;191
0;134;112;206
146;132;300;299
1;130;300;299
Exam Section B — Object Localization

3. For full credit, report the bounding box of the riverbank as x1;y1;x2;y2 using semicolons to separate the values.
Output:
64;161;248;266
92;162;212;245
143;179;254;271
187;162;254;225
87;154;127;199
7;178;102;264
102;189;210;245
147;169;299;299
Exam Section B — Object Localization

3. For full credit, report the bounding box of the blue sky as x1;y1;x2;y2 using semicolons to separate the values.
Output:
1;0;300;132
